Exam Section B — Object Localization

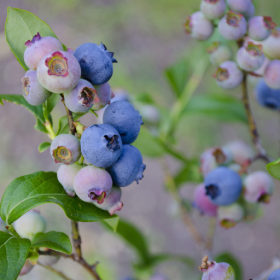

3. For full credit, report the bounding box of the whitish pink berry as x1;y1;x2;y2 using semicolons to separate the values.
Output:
193;184;218;216
226;0;251;14
37;51;81;93
218;203;244;229
21;70;52;106
244;171;274;203
200;0;226;20
19;259;34;276
94;186;123;215
248;16;276;41
214;61;243;89
38;254;60;266
263;28;280;59
207;42;233;66
264;60;280;89
73;165;112;204
185;11;214;41
50;134;81;165
57;163;83;196
237;42;265;71
91;82;114;111
24;32;63;70
218;11;247;41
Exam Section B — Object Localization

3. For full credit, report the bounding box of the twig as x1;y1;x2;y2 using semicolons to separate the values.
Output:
37;262;73;280
60;94;76;135
205;217;217;256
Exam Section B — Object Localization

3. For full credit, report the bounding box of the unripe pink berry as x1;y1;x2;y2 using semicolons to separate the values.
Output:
24;32;63;70
94;186;123;215
218;203;244;228
223;140;254;165
19;259;34;276
50;134;81;165
244;171;274;203
248;16;276;41
213;61;243;89
185;11;214;41
199;256;235;280
21;70;52;106
226;0;251;14
57;163;84;196
263;28;280;59
207;42;233;66
37;51;81;93
200;0;226;20
193;184;218;216
73;165;112;204
264;60;280;89
91;82;114;111
218;11;247;41
237;42;265;71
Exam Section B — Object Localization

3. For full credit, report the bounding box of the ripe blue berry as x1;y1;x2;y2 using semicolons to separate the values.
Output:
214;61;243;89
21;70;52;106
193;184;218;217
64;79;99;113
264;60;280;89
200;0;226;20
81;124;122;168
185;11;214;41
199;256;235;280
207;42;233;66
51;134;81;165
218;203;244;229
255;79;280;110
19;259;34;276
103;101;143;144
93;186;123;215
244;171;274;203
226;0;251;14
268;269;280;280
204;166;242;206
91;82;114;111
218;11;247;41
57;163;84;196
74;42;117;86
37;51;81;93
237;42;265;71
106;145;146;187
73;165;112;204
24;32;63;70
248;16;276;41
13;210;46;240
263;28;280;59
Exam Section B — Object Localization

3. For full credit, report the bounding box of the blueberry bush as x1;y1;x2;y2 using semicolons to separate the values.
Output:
1;1;280;279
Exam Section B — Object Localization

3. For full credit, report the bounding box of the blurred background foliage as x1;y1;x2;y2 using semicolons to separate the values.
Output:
1;0;280;279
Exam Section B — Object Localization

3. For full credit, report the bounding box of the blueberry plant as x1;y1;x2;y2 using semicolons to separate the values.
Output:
2;1;280;280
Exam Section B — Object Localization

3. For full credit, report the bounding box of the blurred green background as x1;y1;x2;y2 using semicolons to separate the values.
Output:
1;0;280;279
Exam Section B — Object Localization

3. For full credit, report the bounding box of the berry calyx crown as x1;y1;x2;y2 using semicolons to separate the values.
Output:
25;32;41;47
246;42;263;57
226;11;243;27
45;51;69;77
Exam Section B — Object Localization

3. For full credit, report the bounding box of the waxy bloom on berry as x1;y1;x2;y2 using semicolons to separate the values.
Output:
248;16;276;41
200;0;226;20
218;203;244;229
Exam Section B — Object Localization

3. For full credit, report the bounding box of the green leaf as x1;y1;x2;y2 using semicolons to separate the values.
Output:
38;142;51;153
133;127;165;157
0;171;113;225
56;113;84;135
32;231;72;254
174;160;202;187
183;94;248;123
165;60;189;98
215;252;243;280
101;216;120;232
45;94;60;117
5;7;63;70
267;158;280;180
0;231;31;280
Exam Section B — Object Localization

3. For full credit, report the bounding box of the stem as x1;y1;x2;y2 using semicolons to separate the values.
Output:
6;225;21;238
38;262;73;280
205;217;217;257
71;220;82;259
45;121;56;140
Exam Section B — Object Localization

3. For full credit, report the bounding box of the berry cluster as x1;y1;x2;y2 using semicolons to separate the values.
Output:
22;32;146;216
186;0;280;91
193;140;274;228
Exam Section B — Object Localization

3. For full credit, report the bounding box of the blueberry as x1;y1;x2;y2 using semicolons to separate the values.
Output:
51;134;81;165
200;0;226;20
218;203;244;229
103;101;143;144
64;79;99;113
204;166;242;206
106;145;146;187
248;16;276;41
81;124;122;168
268;269;280;280
263;28;280;59
91;82;114;111
37;51;81;93
185;11;214;41
264;60;280;89
226;0;251;14
21;70;52;106
73;165;112;204
19;259;35;276
38;254;60;266
243;2;255;20
13;210;46;240
24;32;63;70
207;42;233;66
74;42;117;86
